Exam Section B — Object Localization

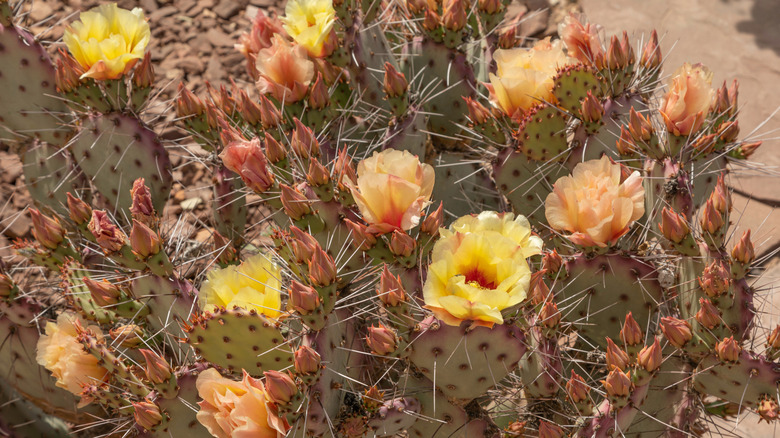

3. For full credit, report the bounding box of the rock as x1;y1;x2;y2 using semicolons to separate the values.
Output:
213;0;243;20
138;0;158;13
149;5;177;22
205;55;225;83
206;28;235;48
29;2;54;22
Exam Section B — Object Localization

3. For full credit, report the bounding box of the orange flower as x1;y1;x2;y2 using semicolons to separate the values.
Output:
558;14;605;68
255;35;315;103
351;150;435;234
196;368;288;438
544;156;645;247
660;63;715;136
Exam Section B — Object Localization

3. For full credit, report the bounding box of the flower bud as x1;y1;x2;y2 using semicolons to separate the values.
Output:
334;147;357;187
640;30;661;70
308;73;329;110
660;317;692;348
389;230;416;258
133;52;154;89
83;277;120;307
378;265;406;306
175;84;204;117
713;79;738;119
263;370;298;405
603;368;632;398
542;250;563;276
695;298;721;330
289;280;321;315
55;52;83;93
442;0;466;31
258;95;282;129
139;349;173;384
606;35;627;70
538;420;565;438
238;90;263;125
716;120;740;144
133;401;163;431
0;274;14;298
758;396;779;423
291;118;320;160
289;227;318;261
308;246;337;287
344;219;377;250
406;0;427;14
700;199;725;236
628;107;653;143
383;62;408;98
566;370;589;403
768;325;780;349
732;230;755;265
420;202;444;236
538;301;561;328
710;174;731;214
362;386;384;411
620;312;643;347
204;102;222;130
67;193;92;225
691;133;717;155
30;209;65;250
637;337;662;373
715;336;741;362
620;31;635;65
130;178;155;226
697;260;730;299
130;220;162;258
529;272;552;306
294;345;322;375
366;324;397;355
737;140;762;159
88;210;127;253
581;91;604;123
498;24;517;49
264;135;286;164
109;324;144;348
605;337;630;371
307;159;330;187
423;10;440;32
659;207;690;244
280;184;312;221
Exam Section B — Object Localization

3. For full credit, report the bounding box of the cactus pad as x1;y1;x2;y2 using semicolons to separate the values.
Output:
693;351;780;409
23;143;87;218
432;151;502;222
515;104;570;162
552;65;603;115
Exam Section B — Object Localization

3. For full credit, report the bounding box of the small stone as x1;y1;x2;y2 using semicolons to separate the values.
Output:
149;6;178;22
213;0;243;20
206;28;234;48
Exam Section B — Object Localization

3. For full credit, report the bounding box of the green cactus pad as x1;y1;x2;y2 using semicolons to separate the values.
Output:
432;151;501;222
23;143;87;218
186;306;293;375
406;375;488;438
693;350;780;409
515;104;570;162
63;263;117;324
0;24;72;144
408;316;527;400
143;366;212;438
132;275;197;343
557;254;664;349
213;165;246;246
517;328;562;398
0;380;70;438
551;65;603;114
68;113;172;217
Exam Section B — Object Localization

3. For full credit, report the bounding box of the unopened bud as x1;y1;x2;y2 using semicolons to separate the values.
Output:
83;277;120;307
529;272;552;306
566;371;589;403
498;24;517;49
383;62;408;98
640;30;661;70
716;120;739;144
258;95;282;129
602;368;632;398
423;9;440;32
289;280;321;314
363;386;384;411
715;336;741;362
659;207;690;244
629;107;653;143
344;219;377;250
620;312;643;347
637;337;662;373
737;141;762;159
758;395;779;423
538;420;565;438
239;90;263;125
732;230;755;265
539;301;561;328
133;401;163;431
294;345;322;375
291;119;320;160
133;52;154;89
308;246;337;287
263;370;298;405
442;0;466;31
264;135;287;164
308;73;329;110
660;317;692;348
711;174;731;214
378;265;406;306
67;193;92;225
420;202;444;236
407;0;427;14
289;227;318;261
464;97;491;125
334;148;357;187
109;324;144;348
307;159;330;187
615;126;635;156
0;274;13;298
606;35;627;70
505;421;526;437
30;209;65;250
605;337;630;371
366;324;397;355
478;0;501;14
542;250;563;276
695;298;722;330
389;230;416;257
280;184;312;221
698;259;731;298
130;220;162;258
700;199;725;236
175;84;204;117
713;79;738;118
140;349;173;384
130;178;155;226
768;325;780;349
691;133;717;155
620;31;635;65
581;91;604;123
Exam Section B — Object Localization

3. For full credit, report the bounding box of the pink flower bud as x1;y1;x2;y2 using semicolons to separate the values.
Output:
620;312;643;347
88;210;127;253
715;336;741;362
478;0;501;14
738;141;762;159
83;277;120;307
308;246;336;287
566;370;589;403
280;184;312;221
423;9;440;32
30;209;65;250
67;193;92;225
442;0;466;31
695;298;722;330
606;35;627;70
175;84;204;117
366;324;397;355
700;199;725;236
710;174;731;214
264;135;286;164
289;280;321;315
420;202;444;236
140;349;173;384
383;62;409;98
334;147;357;187
238;90;263;125
581;91;604;123
308;73;329;110
713;79;738;119
378;265;406;306
529;272;552;306
637;337;662;373
258;95;282;129
758;396;779;423
464;97;491;125
660;317;692;349
539;301;561;328
691;133;717;155
640;30;661;70
109;324;144;348
716;120;739;144
133;52;154;88
133;401;163;431
498;24;517;49
294;345;321;375
344;219;377;251
0;273;13;298
130;220;162;258
307;159;330;187
538;420;565;438
542;250;563;276
659;207;690;244
130;178;155;226
389;230;416;257
698;259;731;298
263;370;298;405
289;227;318;261
768;325;780;349
291;118;320;160
732;230;755;265
602;369;632;398
628;107;653;142
605;337;630;371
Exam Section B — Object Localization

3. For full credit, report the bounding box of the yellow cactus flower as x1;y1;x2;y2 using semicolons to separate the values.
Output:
63;4;151;80
281;0;336;57
487;38;576;120
199;253;282;318
423;212;538;327
36;313;109;401
544;156;645;248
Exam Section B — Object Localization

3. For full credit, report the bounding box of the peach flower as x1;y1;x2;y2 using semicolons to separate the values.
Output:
236;12;286;58
660;63;715;136
35;314;109;402
558;14;605;68
545;156;645;247
350;149;435;234
255;34;315;103
196;368;288;438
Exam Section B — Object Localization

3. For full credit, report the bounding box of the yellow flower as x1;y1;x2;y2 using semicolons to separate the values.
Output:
544;156;645;248
281;0;336;57
660;63;715;136
63;4;151;80
196;368;288;438
423;212;538;327
351;149;435;234
199;253;282;318
35;314;109;401
487;38;576;120
256;34;315;103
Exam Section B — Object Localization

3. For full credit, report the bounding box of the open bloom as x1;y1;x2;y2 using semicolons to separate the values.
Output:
558;14;605;68
199;253;282;318
660;63;715;136
196;368;288;438
423;212;540;327
487;38;576;119
281;0;336;57
256;35;315;103
350;149;435;234
236;12;287;59
35;314;109;401
545;156;645;247
63;4;151;80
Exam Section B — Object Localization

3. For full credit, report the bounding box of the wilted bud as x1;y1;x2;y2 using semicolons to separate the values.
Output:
133;52;154;88
423;9;440;32
420;202;444;236
606;35;627;70
308;246;337;287
130;220;162;258
659;207;690;244
529;272;552;306
289;280;321;315
695;298;721;330
366;324;397;355
389;230;416;258
307;159;331;187
344;219;377;251
291;119;320;160
700;199;725;236
602;368;632;398
280;184;312;221
605;337;630;371
362;386;384;411
0;273;13;298
581;91;604;123
258;95;283;129
715;336;741;362
691;133;717;156
378;265;406;306
89;210;127;253
109;324;144;348
539;301;561;328
758;396;779;423
129;178;155;226
628;107;653;143
175;84;205;117
66;193;92;225
30;209;65;250
732;230;755;265
768;325;780;349
620;312;643;347
263;370;299;405
264;135;287;164
637;337;662;373
660;317;692;348
698;259;731;298
542;250;563;276
713;79;738;118
83;277;120;307
294;345;322;375
55;52;83;93
640;30;661;70
538;420;565;438
383;62;408;98
566;371;589;403
308;73;329;110
464;97;491;125
140;349;173;384
133;401;163;431
442;0;466;31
